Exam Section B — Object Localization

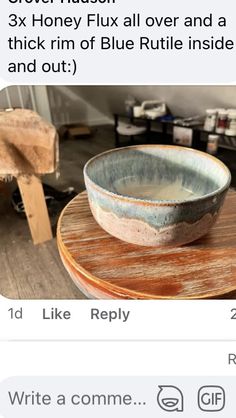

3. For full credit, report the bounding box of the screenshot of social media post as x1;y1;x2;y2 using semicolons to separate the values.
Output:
1;0;236;417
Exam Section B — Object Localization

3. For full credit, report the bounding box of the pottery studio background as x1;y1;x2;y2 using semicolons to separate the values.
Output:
0;85;236;300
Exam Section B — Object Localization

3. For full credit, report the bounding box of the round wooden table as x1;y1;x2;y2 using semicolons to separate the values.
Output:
57;190;236;299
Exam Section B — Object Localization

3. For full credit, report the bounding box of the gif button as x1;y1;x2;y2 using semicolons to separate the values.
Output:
198;386;225;412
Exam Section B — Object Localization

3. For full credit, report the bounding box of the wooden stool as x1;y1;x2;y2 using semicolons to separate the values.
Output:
57;190;236;299
0;109;58;244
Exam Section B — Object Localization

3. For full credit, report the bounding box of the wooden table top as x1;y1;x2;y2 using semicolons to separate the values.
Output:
57;190;236;299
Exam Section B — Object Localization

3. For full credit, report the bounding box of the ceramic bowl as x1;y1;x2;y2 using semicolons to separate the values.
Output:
84;145;231;247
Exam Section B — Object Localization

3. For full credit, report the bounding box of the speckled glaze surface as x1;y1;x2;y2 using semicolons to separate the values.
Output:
84;145;231;247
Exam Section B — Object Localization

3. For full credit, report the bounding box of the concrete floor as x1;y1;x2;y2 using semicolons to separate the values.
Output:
0;125;236;299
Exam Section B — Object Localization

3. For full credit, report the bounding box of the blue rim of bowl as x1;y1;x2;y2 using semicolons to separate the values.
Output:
83;145;232;207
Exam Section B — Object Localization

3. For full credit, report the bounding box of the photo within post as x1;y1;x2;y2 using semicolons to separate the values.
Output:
0;85;235;300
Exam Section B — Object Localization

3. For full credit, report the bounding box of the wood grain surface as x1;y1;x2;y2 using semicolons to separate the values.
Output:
57;190;236;299
17;175;53;244
0;108;58;176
